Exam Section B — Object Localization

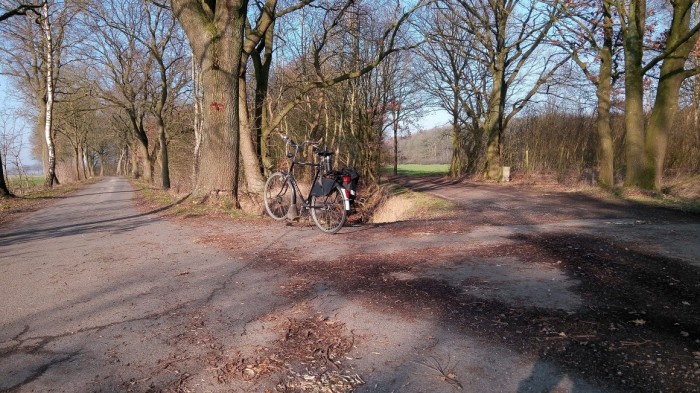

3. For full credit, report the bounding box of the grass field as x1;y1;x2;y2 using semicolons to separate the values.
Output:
384;164;449;176
7;175;44;187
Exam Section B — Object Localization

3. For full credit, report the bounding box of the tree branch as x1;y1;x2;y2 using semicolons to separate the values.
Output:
0;4;42;23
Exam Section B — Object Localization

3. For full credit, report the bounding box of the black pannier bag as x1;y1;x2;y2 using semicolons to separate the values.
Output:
310;177;337;197
339;167;360;204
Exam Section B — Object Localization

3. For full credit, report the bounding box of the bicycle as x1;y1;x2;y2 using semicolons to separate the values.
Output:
263;135;352;234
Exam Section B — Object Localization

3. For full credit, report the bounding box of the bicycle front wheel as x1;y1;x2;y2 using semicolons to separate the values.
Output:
264;172;293;220
311;185;347;234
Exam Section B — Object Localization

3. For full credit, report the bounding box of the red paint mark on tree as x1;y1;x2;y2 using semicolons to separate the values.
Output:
211;102;225;111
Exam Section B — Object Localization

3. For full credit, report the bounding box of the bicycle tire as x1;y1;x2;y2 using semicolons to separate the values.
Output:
311;185;347;233
264;172;293;220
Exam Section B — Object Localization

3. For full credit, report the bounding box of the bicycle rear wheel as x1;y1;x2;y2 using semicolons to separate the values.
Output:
264;172;293;220
311;185;347;233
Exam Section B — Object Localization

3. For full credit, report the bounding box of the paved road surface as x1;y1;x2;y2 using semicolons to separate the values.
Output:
1;177;698;392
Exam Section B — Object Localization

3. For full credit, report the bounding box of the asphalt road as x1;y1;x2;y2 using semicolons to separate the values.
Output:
0;178;280;391
1;177;698;392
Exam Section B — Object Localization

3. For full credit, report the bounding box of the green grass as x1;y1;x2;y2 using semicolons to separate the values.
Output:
6;175;45;192
384;164;449;176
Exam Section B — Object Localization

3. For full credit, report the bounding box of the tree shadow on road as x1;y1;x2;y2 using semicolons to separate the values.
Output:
259;229;700;392
0;193;190;247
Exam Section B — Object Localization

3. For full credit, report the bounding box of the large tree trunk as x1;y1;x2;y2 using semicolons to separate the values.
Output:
172;0;246;202
596;0;615;189
622;0;647;188
643;0;698;190
195;62;241;199
484;92;503;180
484;51;507;180
131;117;153;182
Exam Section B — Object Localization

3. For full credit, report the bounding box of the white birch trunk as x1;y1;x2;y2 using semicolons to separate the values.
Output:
41;2;58;188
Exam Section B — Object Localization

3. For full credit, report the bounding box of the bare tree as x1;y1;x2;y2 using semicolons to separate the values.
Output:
418;5;485;177
642;0;700;190
84;0;156;182
263;0;427;183
616;0;700;189
141;1;189;189
427;0;569;180
39;1;59;187
0;1;43;196
554;0;622;188
379;50;425;176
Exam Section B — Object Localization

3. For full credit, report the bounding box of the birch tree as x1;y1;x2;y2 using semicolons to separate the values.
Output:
40;1;59;187
0;0;75;186
0;2;43;197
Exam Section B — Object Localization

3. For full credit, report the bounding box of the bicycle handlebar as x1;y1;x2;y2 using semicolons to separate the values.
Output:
280;134;320;149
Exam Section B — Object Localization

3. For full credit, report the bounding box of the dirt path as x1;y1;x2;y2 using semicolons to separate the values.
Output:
1;176;698;392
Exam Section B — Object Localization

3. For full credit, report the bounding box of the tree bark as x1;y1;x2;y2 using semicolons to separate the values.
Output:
158;120;170;189
172;0;246;201
239;75;265;194
41;2;58;188
621;0;647;187
484;61;505;180
129;114;153;182
154;62;170;189
596;0;615;189
251;27;274;176
191;53;203;182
